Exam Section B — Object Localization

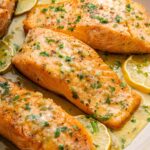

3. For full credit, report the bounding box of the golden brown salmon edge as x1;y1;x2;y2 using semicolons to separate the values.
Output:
0;77;94;150
12;28;141;129
23;0;150;53
0;0;16;37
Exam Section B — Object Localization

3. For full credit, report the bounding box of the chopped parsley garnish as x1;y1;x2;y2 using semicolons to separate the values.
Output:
86;3;97;11
71;88;79;99
142;105;150;114
0;82;9;95
57;25;64;29
58;54;64;58
40;121;49;127
131;118;136;123
72;125;79;130
141;36;145;40
105;96;111;104
99;113;112;121
40;106;48;111
40;51;49;57
0;61;5;67
92;16;108;24
91;81;102;89
121;138;126;149
136;15;143;20
77;73;85;80
54;127;68;138
68;27;74;31
119;101;127;109
49;6;55;10
13;43;20;52
45;38;55;44
51;0;56;3
26;114;39;121
58;144;64;150
115;15;122;23
58;44;64;49
33;42;40;50
60;15;64;19
24;103;31;110
147;118;150;122
57;19;61;24
61;126;68;132
65;56;72;62
91;121;99;133
74;16;81;24
120;82;126;89
114;60;121;69
12;95;20;101
54;128;61;138
72;91;79;99
109;86;115;93
54;5;66;12
126;4;132;12
41;8;48;13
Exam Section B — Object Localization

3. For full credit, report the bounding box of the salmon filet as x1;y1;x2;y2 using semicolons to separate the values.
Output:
13;28;141;129
0;77;94;150
0;0;16;37
23;0;150;53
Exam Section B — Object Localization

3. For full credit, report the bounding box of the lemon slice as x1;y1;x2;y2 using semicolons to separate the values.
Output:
122;55;150;93
15;0;37;16
0;41;13;74
76;115;111;150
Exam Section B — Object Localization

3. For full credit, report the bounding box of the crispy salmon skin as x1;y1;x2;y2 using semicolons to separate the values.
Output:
13;28;141;129
24;0;150;53
0;77;94;150
0;0;16;37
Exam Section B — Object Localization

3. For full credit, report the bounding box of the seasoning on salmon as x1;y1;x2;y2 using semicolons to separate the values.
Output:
24;0;150;53
0;76;94;150
13;28;141;129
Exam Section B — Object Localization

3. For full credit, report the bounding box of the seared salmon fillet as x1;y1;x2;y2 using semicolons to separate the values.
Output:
126;1;150;50
0;77;94;150
13;28;141;129
23;0;150;53
0;0;16;37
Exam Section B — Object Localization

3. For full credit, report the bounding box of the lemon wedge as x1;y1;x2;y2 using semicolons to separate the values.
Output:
15;0;37;16
0;41;13;74
76;115;111;150
122;55;150;93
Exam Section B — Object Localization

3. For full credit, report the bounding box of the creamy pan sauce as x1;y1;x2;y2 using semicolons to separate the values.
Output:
0;1;150;149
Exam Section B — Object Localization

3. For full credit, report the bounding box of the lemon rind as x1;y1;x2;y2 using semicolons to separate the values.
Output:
15;0;38;16
76;115;111;150
0;41;13;74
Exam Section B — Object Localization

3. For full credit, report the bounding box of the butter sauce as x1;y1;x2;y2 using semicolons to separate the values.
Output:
100;53;150;150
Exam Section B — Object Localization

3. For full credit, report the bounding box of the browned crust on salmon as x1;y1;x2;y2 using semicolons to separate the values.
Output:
24;0;150;53
0;76;94;150
13;28;141;129
0;0;16;37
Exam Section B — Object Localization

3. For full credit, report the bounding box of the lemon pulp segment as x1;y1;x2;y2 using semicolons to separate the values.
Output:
76;115;111;150
15;0;38;16
122;55;150;93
